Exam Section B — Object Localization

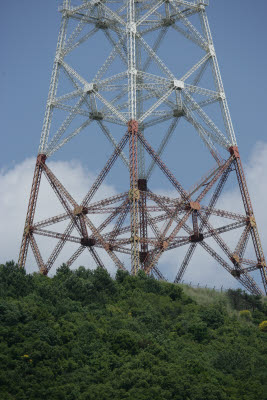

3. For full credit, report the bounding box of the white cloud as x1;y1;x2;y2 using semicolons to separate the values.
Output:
0;157;118;275
1;143;267;289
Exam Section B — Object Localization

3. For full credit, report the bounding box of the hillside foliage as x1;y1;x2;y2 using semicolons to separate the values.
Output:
0;261;267;400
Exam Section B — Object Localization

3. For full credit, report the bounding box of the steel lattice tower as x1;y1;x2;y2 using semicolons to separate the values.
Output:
19;0;267;295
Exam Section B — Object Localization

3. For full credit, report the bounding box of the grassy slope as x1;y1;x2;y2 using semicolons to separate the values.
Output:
0;262;267;400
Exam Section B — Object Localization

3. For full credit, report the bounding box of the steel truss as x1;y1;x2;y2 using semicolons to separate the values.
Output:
19;0;267;295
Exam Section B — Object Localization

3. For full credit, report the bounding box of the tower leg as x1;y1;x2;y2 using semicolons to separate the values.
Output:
230;146;267;293
138;179;148;270
18;154;46;270
128;120;140;275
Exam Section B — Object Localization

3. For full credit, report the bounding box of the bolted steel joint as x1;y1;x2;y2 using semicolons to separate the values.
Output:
84;83;98;94
90;111;103;121
231;269;241;278
126;22;136;34
139;251;148;263
81;238;96;247
24;225;34;237
229;146;240;159
95;21;109;29
104;243;114;252
172;80;184;91
247;215;256;227
231;254;240;266
189;201;201;211
162;18;175;27
129;188;140;201
138;179;147;191
40;266;48;276
173;109;185;118
131;235;140;243
257;261;267;269
37;154;47;164
128;119;138;134
73;206;88;216
189;233;204;243
159;241;168;250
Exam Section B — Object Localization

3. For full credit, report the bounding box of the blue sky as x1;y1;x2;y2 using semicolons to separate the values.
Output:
0;1;266;288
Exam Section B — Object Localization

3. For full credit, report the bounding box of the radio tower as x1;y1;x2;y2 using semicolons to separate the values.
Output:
19;0;267;295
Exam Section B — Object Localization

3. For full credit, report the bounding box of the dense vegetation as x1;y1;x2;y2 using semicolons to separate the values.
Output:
0;261;267;400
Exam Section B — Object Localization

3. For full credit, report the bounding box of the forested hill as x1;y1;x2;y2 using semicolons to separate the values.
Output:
0;262;267;400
